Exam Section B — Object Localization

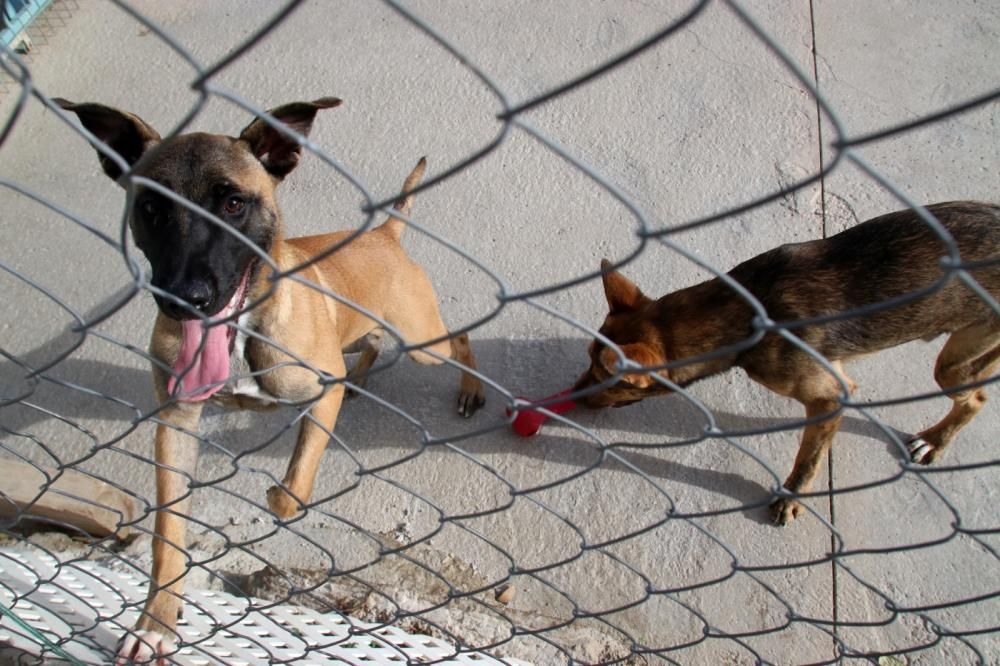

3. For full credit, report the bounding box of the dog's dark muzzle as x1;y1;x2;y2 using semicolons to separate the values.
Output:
572;371;616;409
152;256;256;321
572;370;651;409
154;277;217;320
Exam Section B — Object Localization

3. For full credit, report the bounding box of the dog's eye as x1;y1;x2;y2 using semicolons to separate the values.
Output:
139;198;160;220
223;196;245;217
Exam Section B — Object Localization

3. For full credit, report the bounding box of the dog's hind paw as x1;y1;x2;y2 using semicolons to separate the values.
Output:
906;437;940;465
768;498;803;526
116;630;175;665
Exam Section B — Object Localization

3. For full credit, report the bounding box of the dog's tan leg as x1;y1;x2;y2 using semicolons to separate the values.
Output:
403;329;483;417
267;359;346;519
117;402;203;665
387;270;485;417
769;398;843;525
751;359;852;526
449;331;486;417
345;330;383;398
909;323;1000;464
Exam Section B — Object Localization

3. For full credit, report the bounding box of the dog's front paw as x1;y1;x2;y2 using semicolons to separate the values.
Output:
457;386;485;419
267;485;304;519
906;437;942;465
116;629;176;665
769;497;804;526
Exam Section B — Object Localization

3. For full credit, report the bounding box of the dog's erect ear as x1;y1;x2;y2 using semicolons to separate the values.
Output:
54;99;161;182
238;97;342;179
598;342;664;389
601;259;647;313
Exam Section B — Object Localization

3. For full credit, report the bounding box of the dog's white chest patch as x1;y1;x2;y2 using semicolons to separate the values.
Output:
225;312;280;403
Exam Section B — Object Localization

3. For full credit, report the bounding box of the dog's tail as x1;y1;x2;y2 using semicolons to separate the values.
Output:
381;156;427;241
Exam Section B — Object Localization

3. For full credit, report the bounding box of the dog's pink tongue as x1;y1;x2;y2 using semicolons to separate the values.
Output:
167;319;230;401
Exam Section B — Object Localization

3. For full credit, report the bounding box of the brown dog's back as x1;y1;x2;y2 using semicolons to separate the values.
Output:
734;201;1000;362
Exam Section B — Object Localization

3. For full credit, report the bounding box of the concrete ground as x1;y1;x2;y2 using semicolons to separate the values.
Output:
1;0;999;663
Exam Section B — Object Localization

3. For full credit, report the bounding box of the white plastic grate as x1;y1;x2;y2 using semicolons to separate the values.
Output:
0;548;531;665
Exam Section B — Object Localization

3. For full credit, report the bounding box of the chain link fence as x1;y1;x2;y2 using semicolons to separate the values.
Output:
1;0;999;663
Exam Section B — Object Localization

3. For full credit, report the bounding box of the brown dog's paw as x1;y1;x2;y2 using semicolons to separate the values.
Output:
266;485;304;519
116;629;176;666
906;437;942;465
768;497;804;526
458;387;485;418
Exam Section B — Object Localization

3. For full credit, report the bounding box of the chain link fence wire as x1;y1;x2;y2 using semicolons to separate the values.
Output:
1;0;999;663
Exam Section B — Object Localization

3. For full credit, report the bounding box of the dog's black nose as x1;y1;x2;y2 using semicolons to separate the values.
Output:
159;280;214;319
185;285;212;311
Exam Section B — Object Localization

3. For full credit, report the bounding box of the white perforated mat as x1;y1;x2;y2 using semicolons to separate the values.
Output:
0;548;530;665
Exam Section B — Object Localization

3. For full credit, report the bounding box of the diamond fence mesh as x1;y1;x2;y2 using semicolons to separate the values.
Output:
1;0;999;664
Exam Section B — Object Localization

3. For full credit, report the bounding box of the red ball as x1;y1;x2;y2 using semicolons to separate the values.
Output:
508;390;576;438
511;408;548;437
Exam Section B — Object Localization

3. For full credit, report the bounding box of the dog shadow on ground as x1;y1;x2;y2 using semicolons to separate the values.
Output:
327;336;913;525
1;295;918;527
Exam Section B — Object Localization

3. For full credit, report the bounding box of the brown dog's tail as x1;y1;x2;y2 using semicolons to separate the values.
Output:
381;156;427;241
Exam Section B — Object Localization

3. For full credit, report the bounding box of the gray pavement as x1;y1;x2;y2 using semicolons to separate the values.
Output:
1;0;999;663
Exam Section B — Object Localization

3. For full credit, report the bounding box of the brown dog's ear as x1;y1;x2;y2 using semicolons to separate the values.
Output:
54;99;161;182
601;259;647;313
598;342;664;388
238;97;342;179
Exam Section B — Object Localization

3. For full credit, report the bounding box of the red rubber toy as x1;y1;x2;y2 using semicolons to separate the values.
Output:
508;389;577;437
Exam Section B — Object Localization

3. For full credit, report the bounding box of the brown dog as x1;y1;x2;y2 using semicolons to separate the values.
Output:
58;97;485;664
574;202;1000;526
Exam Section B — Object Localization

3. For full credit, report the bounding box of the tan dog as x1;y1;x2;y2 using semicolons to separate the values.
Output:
573;202;1000;526
58;97;485;664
